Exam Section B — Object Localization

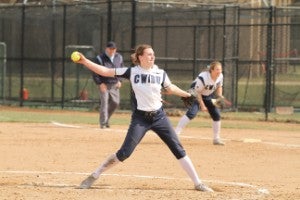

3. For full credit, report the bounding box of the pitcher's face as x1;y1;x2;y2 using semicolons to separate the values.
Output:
139;48;155;68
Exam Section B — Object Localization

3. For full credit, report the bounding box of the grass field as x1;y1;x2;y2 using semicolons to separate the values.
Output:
4;71;300;110
1;105;299;126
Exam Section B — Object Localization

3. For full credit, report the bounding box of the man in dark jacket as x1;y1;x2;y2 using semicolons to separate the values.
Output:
92;41;124;128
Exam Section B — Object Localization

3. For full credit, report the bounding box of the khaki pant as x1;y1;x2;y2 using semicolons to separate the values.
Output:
98;83;120;128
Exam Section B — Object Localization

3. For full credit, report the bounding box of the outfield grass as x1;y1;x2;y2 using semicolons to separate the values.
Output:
0;106;299;133
4;73;300;110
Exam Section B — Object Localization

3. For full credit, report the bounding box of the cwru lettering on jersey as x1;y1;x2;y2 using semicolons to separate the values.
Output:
205;85;215;90
134;74;161;84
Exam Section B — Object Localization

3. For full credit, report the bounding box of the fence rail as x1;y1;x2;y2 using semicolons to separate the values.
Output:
0;1;299;119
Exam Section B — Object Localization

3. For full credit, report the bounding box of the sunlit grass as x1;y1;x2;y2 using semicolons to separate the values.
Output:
1;106;299;133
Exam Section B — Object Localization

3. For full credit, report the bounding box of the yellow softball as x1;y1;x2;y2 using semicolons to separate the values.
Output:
71;51;81;62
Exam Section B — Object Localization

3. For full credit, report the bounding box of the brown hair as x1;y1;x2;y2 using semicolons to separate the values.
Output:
131;44;152;65
208;61;222;72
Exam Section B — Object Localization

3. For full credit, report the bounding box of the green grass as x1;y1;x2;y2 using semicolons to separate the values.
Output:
1;106;299;133
187;111;300;130
3;71;300;109
0;110;97;124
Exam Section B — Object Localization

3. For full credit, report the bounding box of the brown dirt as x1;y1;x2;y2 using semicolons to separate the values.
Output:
0;109;299;200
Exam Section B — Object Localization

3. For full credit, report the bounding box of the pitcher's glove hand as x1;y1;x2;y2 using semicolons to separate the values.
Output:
181;89;197;108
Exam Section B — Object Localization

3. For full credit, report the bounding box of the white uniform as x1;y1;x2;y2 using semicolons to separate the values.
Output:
79;63;214;192
175;70;224;145
193;71;223;96
115;65;171;111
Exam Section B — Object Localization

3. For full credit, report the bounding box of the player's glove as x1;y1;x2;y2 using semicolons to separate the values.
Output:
211;96;225;109
181;89;198;108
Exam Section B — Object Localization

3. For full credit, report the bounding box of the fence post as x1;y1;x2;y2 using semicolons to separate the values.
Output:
61;5;67;109
107;0;112;42
193;26;197;79
222;6;226;81
20;4;25;107
0;42;7;103
265;6;274;120
131;0;136;49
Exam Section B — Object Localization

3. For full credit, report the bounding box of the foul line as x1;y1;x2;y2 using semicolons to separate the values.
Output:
0;170;269;195
51;121;83;129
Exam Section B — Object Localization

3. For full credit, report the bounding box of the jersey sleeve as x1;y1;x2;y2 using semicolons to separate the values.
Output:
161;71;172;89
194;77;205;94
115;67;130;79
217;74;224;87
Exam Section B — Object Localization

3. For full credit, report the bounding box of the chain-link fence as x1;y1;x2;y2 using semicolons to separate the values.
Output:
0;1;299;116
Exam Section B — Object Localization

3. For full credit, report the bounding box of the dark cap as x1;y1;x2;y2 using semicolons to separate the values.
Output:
106;41;117;49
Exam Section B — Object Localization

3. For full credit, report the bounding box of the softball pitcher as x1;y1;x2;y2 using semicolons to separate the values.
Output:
175;61;225;145
72;44;213;192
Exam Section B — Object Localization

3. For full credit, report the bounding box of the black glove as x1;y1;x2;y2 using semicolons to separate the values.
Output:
212;96;232;109
211;96;225;109
181;89;197;108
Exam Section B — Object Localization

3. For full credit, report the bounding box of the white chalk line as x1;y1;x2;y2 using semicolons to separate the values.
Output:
51;121;85;129
0;170;269;195
51;121;300;148
51;121;126;133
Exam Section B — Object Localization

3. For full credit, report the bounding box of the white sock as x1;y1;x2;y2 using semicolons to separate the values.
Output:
212;121;221;140
92;153;120;178
178;155;201;186
175;115;191;135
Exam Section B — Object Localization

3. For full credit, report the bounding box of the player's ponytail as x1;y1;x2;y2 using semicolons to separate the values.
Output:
131;53;138;65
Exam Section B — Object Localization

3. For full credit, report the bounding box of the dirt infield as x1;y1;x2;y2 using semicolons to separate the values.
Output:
0;110;299;200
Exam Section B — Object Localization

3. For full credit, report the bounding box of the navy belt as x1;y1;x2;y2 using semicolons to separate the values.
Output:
136;107;162;119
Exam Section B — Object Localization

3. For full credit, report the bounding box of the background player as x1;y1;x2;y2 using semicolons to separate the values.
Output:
175;61;225;145
72;44;213;192
92;41;124;129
